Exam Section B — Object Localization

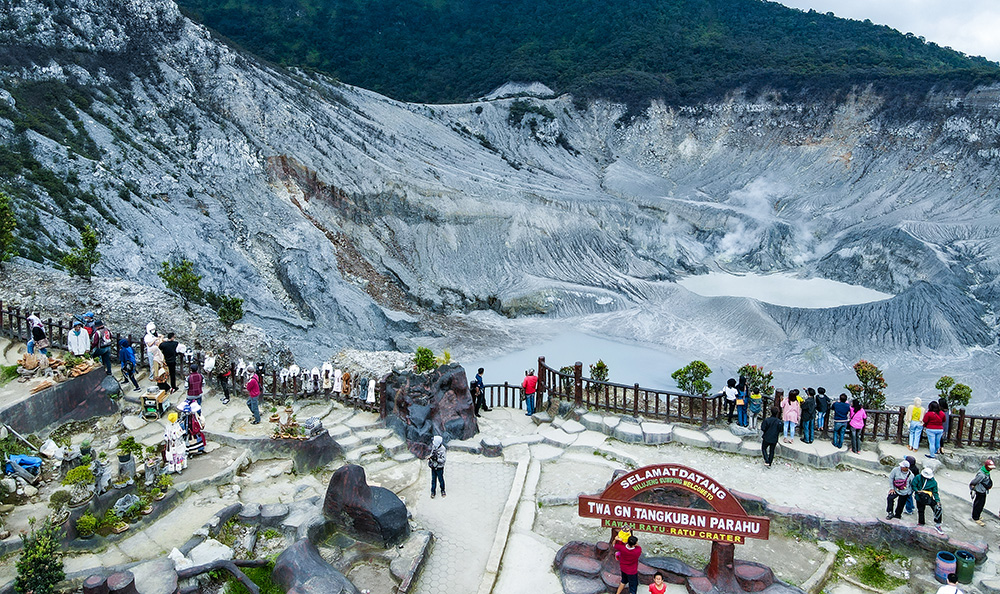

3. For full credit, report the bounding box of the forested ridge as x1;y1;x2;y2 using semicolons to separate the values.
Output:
176;0;1000;105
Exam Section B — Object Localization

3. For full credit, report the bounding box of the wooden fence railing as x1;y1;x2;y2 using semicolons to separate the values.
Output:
537;355;995;449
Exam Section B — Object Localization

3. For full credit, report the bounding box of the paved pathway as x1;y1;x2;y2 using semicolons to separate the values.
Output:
406;456;516;594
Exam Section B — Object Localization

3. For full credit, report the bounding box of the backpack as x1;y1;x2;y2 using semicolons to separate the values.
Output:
99;328;113;348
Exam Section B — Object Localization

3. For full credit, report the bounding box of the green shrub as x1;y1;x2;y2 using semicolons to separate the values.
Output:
0;191;15;266
216;295;244;327
75;512;97;537
935;375;972;408
158;258;204;306
737;364;774;397
61;465;94;487
48;490;71;510
0;365;18;387
845;360;886;409
589;359;609;382
60;225;100;280
14;517;64;594
671;361;713;396
414;347;435;373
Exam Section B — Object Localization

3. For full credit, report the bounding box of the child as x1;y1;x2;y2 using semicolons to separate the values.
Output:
649;572;667;594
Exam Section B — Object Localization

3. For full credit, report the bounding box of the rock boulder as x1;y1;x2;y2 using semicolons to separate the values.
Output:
273;539;360;594
382;363;478;457
323;464;409;547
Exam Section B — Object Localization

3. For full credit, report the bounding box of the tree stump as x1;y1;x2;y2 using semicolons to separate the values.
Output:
107;571;139;594
83;574;109;594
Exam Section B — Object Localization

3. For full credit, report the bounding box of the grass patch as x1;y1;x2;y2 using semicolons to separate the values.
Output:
217;518;240;547
0;365;18;387
222;561;282;594
834;541;909;591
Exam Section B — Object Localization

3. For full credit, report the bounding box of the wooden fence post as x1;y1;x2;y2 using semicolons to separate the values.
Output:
573;362;583;408
632;384;639;417
537;356;546;400
701;396;708;427
896;406;905;445
956;409;966;448
503;382;510;408
378;379;386;419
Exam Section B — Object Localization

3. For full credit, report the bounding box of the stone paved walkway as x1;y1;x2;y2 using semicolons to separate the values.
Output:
406;456;516;594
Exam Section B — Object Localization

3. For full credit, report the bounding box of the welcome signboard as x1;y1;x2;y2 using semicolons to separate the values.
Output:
577;463;770;544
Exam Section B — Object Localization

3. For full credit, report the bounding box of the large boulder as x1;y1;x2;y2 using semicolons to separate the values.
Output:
382;363;478;457
273;539;360;594
323;464;410;547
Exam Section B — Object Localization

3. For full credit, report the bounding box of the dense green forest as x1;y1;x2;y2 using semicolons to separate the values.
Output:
176;0;1000;106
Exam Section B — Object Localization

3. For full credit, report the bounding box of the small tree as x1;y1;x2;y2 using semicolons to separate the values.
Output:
216;295;244;327
61;225;100;280
935;375;972;408
0;191;16;266
671;360;712;396
158;259;204;306
846;360;886;410
737;364;774;396
589;359;609;382
14;516;64;594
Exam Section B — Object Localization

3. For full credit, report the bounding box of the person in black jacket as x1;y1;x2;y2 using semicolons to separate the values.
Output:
760;407;782;467
815;387;831;436
159;332;180;392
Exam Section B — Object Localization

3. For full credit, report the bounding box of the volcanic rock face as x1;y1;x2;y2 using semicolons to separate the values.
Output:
322;464;410;547
3;0;1000;400
382;364;478;457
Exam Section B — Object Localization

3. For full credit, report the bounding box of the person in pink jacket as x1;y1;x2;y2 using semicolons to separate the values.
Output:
781;389;801;443
848;399;868;454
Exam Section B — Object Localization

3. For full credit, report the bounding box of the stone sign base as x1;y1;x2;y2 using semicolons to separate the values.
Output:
554;540;804;594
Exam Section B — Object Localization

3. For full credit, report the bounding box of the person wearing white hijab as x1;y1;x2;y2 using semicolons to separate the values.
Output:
143;322;158;380
428;435;446;498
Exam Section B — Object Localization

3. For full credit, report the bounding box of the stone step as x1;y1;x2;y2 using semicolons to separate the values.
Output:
337;435;362;450
354;428;393;445
365;459;397;476
381;436;405;456
345;444;379;464
345;412;380;430
327;424;351;440
393;451;416;463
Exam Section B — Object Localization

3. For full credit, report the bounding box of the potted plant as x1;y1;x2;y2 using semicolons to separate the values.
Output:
151;487;164;501
139;495;153;515
62;465;95;506
125;501;142;523
75;511;97;539
145;444;160;465
80;438;92;458
269;409;281;423
48;490;71;525
117;436;143;463
156;474;174;492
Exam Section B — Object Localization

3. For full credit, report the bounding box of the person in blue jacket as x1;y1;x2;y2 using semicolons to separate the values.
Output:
118;338;141;392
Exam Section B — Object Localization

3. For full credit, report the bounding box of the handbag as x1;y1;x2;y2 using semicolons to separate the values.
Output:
736;398;745;405
35;338;50;349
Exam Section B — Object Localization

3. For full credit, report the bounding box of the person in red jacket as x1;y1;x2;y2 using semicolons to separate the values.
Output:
245;364;261;424
522;369;538;416
613;533;642;594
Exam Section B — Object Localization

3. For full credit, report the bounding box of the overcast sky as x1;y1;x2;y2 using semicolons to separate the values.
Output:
776;0;1000;62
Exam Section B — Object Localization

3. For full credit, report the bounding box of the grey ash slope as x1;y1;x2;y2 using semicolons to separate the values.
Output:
2;0;1000;395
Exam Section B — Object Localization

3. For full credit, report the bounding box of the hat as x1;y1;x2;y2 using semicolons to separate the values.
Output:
432;435;443;448
899;460;909;468
72;320;82;327
987;460;996;470
94;319;104;328
84;312;94;318
921;468;934;479
146;322;155;333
